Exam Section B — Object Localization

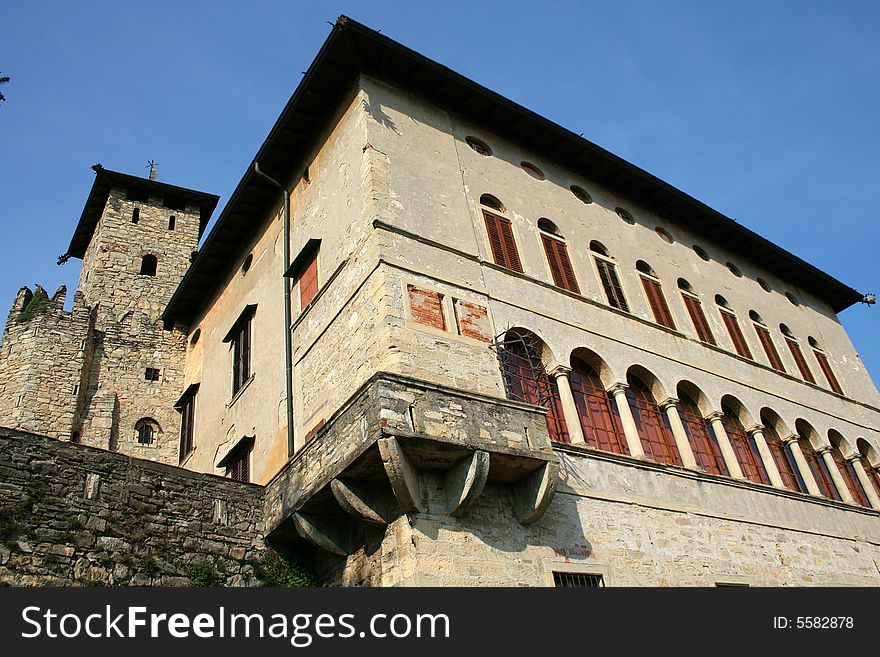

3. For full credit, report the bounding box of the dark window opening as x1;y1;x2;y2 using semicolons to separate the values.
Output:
178;389;196;463
144;367;160;382
131;207;140;224
231;312;253;397
135;419;158;445
168;215;176;230
228;448;250;482
126;187;149;202
595;257;629;312
553;572;604;587
140;254;158;276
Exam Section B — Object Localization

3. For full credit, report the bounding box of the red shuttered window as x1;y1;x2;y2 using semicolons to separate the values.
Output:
569;360;628;455
298;254;319;310
483;211;523;273
813;349;843;395
798;438;840;500
678;394;727;476
720;310;752;359
541;235;580;293
228;449;250;483
754;325;786;372
640;276;675;329
763;424;804;492
785;338;816;384
595;258;629;312
830;447;870;507
682;294;716;345
722;410;770;485
626;378;681;466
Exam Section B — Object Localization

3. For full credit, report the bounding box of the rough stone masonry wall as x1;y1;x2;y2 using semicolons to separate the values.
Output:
0;285;93;440
0;428;270;587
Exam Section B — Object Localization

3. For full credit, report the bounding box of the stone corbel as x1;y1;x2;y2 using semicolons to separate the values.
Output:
292;511;354;556
513;460;559;526
445;450;490;516
378;437;422;513
331;478;391;526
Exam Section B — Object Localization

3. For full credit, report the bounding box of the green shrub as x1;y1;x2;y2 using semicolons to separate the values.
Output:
17;289;48;323
254;551;317;588
186;561;221;587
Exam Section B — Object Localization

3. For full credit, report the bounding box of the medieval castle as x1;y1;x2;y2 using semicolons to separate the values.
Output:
1;17;879;586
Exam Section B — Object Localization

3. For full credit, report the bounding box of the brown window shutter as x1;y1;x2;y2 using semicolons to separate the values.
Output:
595;258;629;312
785;338;816;384
813;349;843;395
755;325;785;371
298;255;319;310
720;310;752;359
682;294;716;345
640;276;675;329
483;211;523;272
541;235;579;293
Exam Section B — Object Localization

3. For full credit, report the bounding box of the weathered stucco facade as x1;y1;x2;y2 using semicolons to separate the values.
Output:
2;17;879;586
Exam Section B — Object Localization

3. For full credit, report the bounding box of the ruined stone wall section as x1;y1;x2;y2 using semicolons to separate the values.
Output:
0;428;267;587
0;286;92;440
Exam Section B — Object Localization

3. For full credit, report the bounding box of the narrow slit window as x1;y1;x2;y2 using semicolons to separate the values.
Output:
168;215;176;230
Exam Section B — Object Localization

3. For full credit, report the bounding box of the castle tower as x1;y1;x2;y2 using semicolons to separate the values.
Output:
0;165;218;460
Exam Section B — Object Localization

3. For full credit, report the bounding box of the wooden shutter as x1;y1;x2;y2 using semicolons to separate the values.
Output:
785;338;816;384
720;310;752;359
640;276;675;329
541;235;579;293
179;393;195;462
483;211;523;272
813;349;843;395
595;258;629;312
754;325;785;372
681;293;716;344
298;255;319;310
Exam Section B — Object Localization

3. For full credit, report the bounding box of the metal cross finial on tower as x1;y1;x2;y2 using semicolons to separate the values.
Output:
147;160;158;181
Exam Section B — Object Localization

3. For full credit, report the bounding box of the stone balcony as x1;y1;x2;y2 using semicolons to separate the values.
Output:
264;372;559;554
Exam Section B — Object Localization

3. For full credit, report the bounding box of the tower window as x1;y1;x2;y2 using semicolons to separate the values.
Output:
131;208;140;224
135;418;159;445
168;215;176;230
163;195;186;211
144;367;160;382
140;254;158;276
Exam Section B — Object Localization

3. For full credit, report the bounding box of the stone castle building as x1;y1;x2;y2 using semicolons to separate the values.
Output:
2;16;879;586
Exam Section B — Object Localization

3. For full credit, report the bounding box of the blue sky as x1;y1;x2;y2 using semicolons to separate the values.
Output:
2;1;878;384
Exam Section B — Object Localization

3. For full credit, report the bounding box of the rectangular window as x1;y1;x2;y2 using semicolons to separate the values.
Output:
553;572;604;587
298;253;319;310
813;349;843;395
408;285;446;331
682;294;716;345
541;235;580;293
178;388;197;463
144;367;160;382
595;258;629;312
754;325;786;372
223;306;257;398
483;211;523;273
640;276;675;329
228;448;250;483
720;310;752;359
785;338;816;384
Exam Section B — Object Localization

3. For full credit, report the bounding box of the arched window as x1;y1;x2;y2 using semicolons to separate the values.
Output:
569;358;627;455
677;390;727;476
761;420;805;492
856;439;880;499
591;242;628;312
637;262;675;329
721;404;769;485
796;431;840;500
808;338;843;395
829;434;870;507
538;219;579;293
135;418;159;445
498;331;568;443
716;296;752;359
481;195;523;273
626;374;681;466
780;325;815;384
140;254;158;277
678;279;715;344
678;388;730;475
750;311;785;372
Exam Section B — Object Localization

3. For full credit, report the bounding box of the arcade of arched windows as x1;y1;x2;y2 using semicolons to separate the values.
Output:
496;328;880;511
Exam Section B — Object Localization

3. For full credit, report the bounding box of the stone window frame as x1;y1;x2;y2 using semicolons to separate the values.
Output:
134;418;160;447
543;561;613;587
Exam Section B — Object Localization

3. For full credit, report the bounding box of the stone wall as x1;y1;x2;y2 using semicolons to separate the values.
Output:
0;285;93;441
0;428;271;587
